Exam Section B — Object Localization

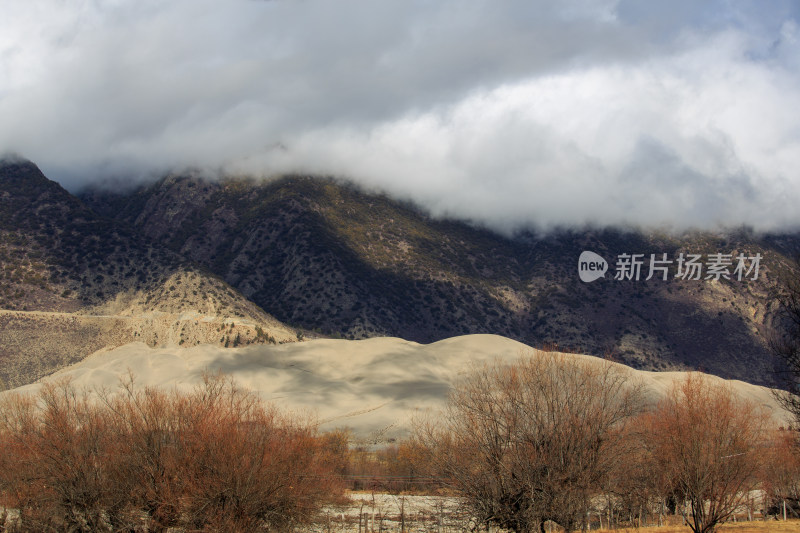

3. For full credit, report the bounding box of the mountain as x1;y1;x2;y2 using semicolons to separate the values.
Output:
81;172;800;386
0;159;296;389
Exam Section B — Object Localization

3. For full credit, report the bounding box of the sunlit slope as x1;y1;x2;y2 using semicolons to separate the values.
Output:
8;334;789;443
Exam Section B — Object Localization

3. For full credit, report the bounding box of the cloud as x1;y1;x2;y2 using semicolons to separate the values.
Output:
1;0;799;232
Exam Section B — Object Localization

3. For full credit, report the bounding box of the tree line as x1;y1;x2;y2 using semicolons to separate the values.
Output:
0;374;346;532
1;357;799;533
411;353;798;533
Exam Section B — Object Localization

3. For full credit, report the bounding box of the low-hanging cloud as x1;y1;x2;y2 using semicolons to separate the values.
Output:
1;0;799;232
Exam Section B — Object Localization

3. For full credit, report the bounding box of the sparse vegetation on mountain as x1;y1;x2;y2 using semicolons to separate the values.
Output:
0;160;297;387
2;156;797;388
81;171;800;385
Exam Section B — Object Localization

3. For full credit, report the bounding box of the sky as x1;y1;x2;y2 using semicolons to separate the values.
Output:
1;0;799;233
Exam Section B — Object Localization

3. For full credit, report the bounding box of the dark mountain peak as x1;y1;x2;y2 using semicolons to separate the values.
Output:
0;160;297;389
0;158;68;198
0;159;97;238
77;171;799;385
0;153;37;169
5;162;794;387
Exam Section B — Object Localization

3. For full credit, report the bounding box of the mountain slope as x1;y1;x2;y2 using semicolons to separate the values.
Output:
7;336;790;442
81;173;799;385
0;159;296;388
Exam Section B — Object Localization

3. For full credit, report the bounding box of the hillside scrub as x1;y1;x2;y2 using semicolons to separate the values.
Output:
0;373;346;532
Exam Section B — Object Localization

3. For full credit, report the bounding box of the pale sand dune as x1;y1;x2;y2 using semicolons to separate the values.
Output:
6;334;791;442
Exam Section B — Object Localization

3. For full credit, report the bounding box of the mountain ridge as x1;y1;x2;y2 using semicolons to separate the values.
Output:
1;156;794;388
80;170;800;386
0;160;298;388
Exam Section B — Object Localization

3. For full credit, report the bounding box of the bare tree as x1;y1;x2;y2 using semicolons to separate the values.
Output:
413;351;644;533
602;424;661;528
770;263;800;426
641;373;770;533
761;428;800;519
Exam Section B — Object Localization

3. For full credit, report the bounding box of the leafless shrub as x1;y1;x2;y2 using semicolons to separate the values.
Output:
412;351;645;533
0;379;116;532
761;427;800;519
0;372;346;532
640;373;770;533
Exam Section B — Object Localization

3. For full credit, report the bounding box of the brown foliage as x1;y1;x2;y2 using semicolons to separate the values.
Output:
0;381;117;531
641;373;770;533
761;428;800;519
0;373;346;532
344;440;431;493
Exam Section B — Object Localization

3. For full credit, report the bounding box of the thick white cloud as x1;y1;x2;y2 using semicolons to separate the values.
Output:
1;0;799;232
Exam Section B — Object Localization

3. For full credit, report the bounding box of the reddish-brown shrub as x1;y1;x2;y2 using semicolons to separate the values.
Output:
0;373;346;532
641;373;770;533
761;428;800;519
0;380;117;532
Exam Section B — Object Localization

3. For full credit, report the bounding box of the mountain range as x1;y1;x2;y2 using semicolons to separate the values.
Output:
0;159;296;389
1;157;797;388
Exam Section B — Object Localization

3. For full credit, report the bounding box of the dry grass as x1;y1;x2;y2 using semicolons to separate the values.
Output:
601;520;800;533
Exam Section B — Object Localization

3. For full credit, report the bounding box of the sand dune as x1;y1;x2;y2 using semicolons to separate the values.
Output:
6;334;791;443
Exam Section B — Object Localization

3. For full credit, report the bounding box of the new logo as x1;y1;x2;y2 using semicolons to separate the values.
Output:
578;251;608;283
